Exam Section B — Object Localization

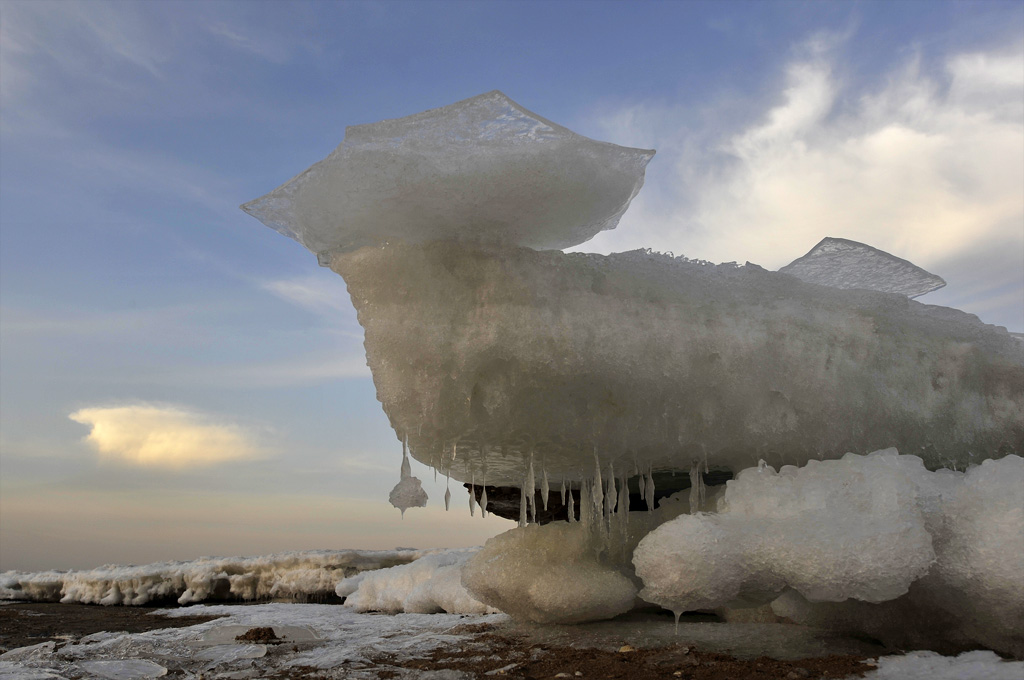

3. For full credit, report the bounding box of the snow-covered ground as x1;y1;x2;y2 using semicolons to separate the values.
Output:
1;602;1021;679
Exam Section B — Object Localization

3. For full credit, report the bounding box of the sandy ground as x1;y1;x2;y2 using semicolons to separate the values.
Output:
0;603;880;679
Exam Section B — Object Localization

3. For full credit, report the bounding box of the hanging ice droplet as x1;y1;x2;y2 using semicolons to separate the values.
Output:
541;469;550;511
480;486;488;518
444;485;451;512
566;483;575;523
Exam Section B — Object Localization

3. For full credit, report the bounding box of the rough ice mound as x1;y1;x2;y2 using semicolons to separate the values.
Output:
772;454;1024;657
461;523;637;624
633;451;936;614
241;91;655;258
0;549;434;606
341;549;496;615
328;242;1023;486
779;237;946;298
633;452;1024;657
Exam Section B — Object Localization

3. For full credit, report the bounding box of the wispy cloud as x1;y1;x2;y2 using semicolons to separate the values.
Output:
577;38;1023;328
69;404;263;469
262;274;356;321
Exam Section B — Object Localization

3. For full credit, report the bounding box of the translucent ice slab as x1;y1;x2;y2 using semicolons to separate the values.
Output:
242;91;655;258
780;237;946;298
326;242;1023;486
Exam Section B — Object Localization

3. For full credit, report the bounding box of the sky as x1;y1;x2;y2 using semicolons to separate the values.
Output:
1;0;1021;572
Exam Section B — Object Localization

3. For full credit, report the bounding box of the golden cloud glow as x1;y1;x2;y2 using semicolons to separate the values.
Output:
69;405;260;468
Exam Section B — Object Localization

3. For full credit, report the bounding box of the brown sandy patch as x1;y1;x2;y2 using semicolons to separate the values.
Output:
0;602;223;651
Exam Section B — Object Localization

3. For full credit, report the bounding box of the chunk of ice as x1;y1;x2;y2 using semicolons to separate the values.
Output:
76;660;167;680
242;91;654;258
779;237;946;298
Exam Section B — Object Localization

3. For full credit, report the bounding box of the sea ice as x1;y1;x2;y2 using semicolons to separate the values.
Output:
779;237;946;298
327;242;1023;487
0;549;434;606
241;91;654;258
77;659;167;680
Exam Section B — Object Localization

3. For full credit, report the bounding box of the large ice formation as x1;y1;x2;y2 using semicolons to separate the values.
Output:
634;451;1024;656
240;92;1024;654
327;241;1023;485
241;91;654;258
0;549;434;606
780;237;946;298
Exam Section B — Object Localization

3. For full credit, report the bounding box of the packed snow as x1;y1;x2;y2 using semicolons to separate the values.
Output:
0;549;435;606
779;237;946;298
241;90;654;258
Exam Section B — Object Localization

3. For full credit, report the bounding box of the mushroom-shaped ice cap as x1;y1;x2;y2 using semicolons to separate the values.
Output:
241;91;655;260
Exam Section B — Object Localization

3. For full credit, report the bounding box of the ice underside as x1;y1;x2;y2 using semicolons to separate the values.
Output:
327;241;1023;487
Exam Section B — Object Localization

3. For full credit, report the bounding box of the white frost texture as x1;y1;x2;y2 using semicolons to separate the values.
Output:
0;549;432;606
633;451;1024;656
340;549;497;615
242;90;654;257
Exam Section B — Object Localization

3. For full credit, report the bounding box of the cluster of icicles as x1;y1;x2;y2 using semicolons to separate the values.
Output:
398;435;712;533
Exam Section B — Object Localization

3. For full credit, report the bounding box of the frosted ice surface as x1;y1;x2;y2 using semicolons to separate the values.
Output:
779;237;946;298
77;660;167;679
633;451;936;614
241;91;655;258
461;523;637;624
771;454;1024;657
328;242;1023;486
194;644;267;666
0;549;432;605
633;451;1023;657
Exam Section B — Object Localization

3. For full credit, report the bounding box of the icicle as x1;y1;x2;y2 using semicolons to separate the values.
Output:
674;610;682;635
592;448;603;520
645;465;655;511
444;484;451;512
689;461;704;514
479;471;487;518
566;483;575;523
469;472;476;517
606;463;617;522
560;479;566;506
400;436;411;480
519;482;527;527
527;449;536;524
579;480;591;530
638;471;646;500
541;469;550;511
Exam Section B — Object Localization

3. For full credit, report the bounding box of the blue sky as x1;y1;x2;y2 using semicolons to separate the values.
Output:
1;0;1021;571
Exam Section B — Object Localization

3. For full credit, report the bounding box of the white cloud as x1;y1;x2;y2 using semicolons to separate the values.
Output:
578;40;1023;329
69;404;262;469
262;275;356;321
